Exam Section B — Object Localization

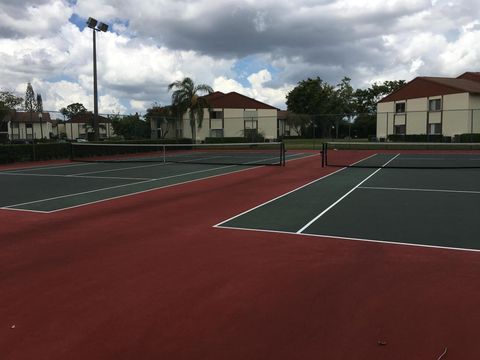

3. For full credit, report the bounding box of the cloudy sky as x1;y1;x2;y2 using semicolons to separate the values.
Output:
1;0;479;115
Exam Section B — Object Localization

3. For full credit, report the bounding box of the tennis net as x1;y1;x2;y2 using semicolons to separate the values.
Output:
322;142;480;169
71;142;286;166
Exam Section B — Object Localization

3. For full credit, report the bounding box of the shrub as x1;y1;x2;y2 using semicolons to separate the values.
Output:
454;133;480;143
387;134;450;142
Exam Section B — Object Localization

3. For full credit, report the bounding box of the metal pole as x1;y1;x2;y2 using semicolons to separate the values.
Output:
93;29;99;141
39;113;44;139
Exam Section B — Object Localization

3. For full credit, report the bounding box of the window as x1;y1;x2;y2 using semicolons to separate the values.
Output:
429;99;442;112
244;115;259;140
210;110;223;119
210;129;223;138
244;110;258;120
26;123;33;129
394;125;406;135
395;102;406;113
428;123;442;135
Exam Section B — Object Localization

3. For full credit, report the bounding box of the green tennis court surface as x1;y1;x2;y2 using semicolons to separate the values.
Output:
0;151;311;212
216;153;480;251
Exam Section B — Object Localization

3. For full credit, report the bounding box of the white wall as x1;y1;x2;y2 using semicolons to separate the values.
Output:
176;108;279;142
377;93;475;137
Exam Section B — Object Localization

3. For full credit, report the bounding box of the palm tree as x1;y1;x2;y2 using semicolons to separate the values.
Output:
168;77;213;143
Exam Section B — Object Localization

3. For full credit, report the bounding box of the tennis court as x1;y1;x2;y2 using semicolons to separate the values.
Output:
0;142;309;212
217;145;480;251
2;142;480;359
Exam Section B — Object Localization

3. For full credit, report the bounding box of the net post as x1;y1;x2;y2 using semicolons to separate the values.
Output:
69;142;74;161
281;141;286;166
162;144;166;164
321;142;325;167
323;142;328;166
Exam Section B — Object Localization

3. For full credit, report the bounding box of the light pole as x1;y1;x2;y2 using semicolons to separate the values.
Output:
38;112;43;139
86;17;108;141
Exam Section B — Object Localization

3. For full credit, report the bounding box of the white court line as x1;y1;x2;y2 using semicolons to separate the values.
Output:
0;172;151;181
72;161;170;175
296;154;400;234
50;153;320;214
214;167;347;228
359;186;480;195
214;153;372;228
0;207;50;214
0;162;92;173
1;152;315;213
395;157;480;161
214;225;480;253
214;153;375;228
1;163;245;210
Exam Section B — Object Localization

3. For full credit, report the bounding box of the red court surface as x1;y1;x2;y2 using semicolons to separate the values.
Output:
1;155;480;359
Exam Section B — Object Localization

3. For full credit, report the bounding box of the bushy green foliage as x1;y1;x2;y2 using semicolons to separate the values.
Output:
387;134;450;142
111;114;151;140
454;133;480;142
205;137;250;144
0;143;71;164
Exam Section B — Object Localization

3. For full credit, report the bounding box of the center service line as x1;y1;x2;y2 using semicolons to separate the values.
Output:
296;153;400;234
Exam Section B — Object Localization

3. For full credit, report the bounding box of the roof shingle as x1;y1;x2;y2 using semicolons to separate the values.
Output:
203;91;277;110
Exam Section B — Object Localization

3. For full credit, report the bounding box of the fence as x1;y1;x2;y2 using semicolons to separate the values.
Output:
376;109;480;142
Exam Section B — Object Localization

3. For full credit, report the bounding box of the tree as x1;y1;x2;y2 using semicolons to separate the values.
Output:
24;83;36;112
0;91;23;110
111;113;150;140
145;104;177;139
285;113;312;137
36;94;43;113
351;80;406;138
353;80;406;115
286;77;349;138
0;91;23;141
60;103;88;120
168;77;213;142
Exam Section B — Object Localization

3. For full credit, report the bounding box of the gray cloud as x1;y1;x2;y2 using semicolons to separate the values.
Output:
2;0;480;113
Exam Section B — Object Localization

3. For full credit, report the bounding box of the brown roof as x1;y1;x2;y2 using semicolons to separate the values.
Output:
277;110;288;119
203;91;278;110
8;111;52;123
457;72;480;82
379;76;480;103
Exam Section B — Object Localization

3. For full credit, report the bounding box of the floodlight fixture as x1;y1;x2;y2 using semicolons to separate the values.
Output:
97;22;108;32
86;17;98;29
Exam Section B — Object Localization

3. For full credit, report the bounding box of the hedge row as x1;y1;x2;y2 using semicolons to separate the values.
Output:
454;133;480;143
102;138;193;145
0;143;71;164
204;135;266;144
387;134;451;142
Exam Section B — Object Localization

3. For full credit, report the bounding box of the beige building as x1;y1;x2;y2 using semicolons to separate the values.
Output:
151;91;280;142
377;72;480;139
60;113;115;140
3;111;53;141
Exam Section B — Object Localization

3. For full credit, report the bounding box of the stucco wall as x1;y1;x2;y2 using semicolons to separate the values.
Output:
377;92;474;137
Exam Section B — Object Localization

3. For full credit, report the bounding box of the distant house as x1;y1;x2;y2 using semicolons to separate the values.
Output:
151;91;281;141
377;72;480;139
3;111;53;140
63;113;115;140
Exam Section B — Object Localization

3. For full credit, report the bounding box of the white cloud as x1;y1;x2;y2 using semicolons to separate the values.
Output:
214;70;292;109
2;0;480;115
